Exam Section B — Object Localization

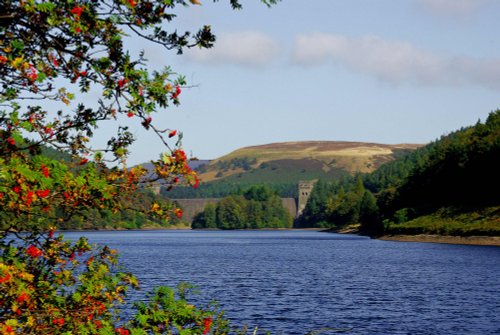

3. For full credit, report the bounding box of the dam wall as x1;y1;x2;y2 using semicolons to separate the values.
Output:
172;198;220;223
172;198;298;223
171;180;316;224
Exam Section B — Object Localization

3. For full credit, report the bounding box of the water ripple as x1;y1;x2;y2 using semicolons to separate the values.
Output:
64;230;500;335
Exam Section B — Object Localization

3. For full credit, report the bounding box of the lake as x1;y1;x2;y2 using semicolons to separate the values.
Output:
63;230;500;334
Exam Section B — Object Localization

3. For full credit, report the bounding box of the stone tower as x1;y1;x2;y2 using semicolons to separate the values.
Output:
297;180;317;217
149;184;161;195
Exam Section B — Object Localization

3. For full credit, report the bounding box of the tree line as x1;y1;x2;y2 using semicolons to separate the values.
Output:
298;110;500;236
166;181;298;199
192;185;293;229
296;176;381;234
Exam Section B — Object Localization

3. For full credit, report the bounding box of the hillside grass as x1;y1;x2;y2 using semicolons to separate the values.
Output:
209;159;347;184
199;141;421;182
386;206;500;236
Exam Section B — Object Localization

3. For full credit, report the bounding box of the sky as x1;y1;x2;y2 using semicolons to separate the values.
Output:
120;0;499;165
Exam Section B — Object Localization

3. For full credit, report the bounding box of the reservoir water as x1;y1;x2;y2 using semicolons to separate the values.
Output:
64;230;500;334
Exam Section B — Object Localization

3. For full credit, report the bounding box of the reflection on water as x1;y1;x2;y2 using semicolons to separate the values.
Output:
63;230;500;334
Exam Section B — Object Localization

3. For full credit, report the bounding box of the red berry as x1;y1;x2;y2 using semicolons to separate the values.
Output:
71;6;84;17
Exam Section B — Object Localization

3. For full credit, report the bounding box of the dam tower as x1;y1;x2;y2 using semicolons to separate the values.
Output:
297;180;317;217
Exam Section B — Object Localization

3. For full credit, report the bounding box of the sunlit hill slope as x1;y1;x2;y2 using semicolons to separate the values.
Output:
196;141;422;184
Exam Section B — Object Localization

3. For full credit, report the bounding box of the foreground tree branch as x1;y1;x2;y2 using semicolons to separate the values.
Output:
1;1;279;334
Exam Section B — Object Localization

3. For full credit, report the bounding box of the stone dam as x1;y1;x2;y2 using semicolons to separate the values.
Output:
172;198;298;223
170;180;317;223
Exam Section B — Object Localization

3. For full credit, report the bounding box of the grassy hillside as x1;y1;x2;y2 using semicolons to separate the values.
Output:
165;141;421;199
211;159;347;184
197;141;421;183
385;206;500;236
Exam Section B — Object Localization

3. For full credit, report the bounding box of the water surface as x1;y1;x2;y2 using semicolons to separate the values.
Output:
64;230;500;334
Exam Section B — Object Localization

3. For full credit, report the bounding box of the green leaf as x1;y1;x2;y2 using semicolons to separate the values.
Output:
135;313;149;327
4;88;18;99
9;110;19;123
20;121;33;131
36;72;47;83
10;39;25;50
130;328;148;335
11;133;24;146
72;292;82;303
36;2;56;12
109;15;120;24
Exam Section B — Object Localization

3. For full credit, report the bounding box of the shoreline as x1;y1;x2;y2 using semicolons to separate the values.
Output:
322;227;500;246
377;234;500;246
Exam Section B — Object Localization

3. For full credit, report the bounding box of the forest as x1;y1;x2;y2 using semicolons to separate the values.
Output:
298;110;500;236
166;181;298;199
192;185;293;229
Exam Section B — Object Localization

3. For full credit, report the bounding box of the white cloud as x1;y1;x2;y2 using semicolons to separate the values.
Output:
417;0;489;16
292;33;500;90
185;31;280;67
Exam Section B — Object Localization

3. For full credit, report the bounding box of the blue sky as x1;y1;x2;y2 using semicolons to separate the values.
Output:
122;0;500;164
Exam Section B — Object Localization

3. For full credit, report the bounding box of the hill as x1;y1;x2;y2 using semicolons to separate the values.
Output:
298;110;500;237
164;141;421;199
197;141;421;183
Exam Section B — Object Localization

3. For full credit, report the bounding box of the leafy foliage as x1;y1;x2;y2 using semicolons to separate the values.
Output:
0;232;231;334
60;189;185;230
1;0;279;333
1;232;136;334
0;0;210;233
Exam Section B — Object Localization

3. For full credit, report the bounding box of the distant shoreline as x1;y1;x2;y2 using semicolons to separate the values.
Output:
323;227;500;246
377;234;500;246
